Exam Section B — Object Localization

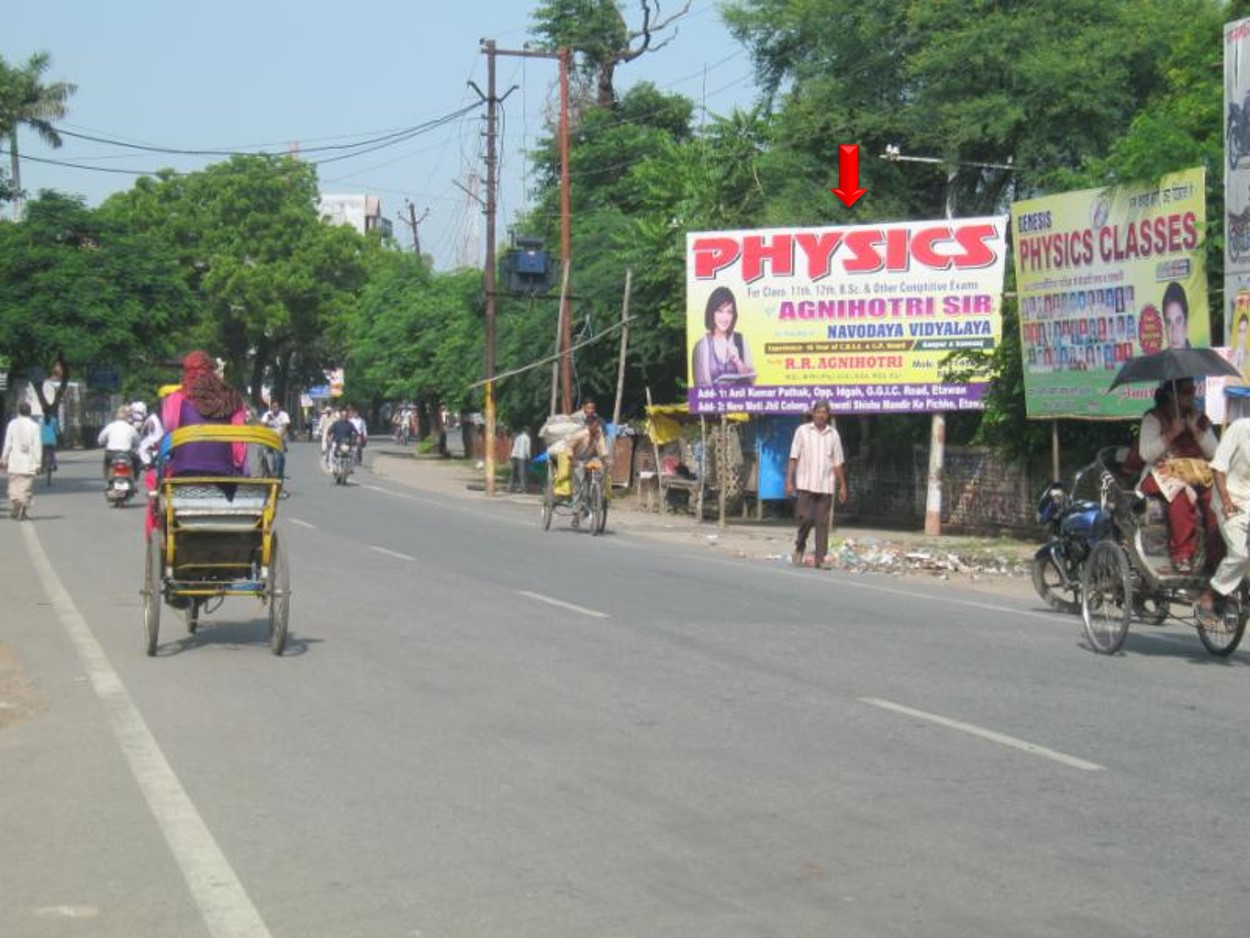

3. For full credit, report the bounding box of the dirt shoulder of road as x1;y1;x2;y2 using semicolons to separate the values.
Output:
366;448;1040;601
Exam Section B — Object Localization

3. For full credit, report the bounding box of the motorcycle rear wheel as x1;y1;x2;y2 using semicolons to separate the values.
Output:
1031;553;1080;614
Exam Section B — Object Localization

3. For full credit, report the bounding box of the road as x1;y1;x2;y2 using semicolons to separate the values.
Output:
3;444;1250;937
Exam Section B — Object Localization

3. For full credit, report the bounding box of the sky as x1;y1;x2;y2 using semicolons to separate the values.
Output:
4;0;757;271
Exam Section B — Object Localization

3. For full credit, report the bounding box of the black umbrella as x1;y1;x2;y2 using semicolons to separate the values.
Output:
1108;347;1242;390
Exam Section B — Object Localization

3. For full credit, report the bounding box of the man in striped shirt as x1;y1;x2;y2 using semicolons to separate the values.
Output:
785;399;848;569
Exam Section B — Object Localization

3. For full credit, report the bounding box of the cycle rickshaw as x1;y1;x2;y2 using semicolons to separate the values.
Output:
541;452;608;534
141;424;290;656
1076;445;1246;655
1076;347;1247;656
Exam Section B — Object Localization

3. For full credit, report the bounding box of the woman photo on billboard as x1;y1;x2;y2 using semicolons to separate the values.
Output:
692;286;755;386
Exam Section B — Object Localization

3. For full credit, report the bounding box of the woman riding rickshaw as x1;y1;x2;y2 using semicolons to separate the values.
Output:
142;351;289;656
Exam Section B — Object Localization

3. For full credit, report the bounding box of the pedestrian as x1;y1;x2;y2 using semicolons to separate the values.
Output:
509;427;532;492
1196;413;1250;624
1;401;43;520
785;399;848;569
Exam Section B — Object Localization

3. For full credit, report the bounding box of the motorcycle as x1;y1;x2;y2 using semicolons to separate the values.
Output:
1031;477;1111;614
332;441;354;486
105;451;137;507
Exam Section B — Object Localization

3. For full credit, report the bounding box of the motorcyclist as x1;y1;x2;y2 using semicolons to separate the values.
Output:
134;401;165;469
327;410;359;471
98;406;141;479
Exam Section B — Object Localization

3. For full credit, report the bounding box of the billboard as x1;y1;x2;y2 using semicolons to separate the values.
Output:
685;218;1009;415
1226;18;1250;377
1012;168;1209;419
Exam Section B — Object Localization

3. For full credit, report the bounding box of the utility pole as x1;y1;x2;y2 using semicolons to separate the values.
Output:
396;200;429;258
477;39;573;416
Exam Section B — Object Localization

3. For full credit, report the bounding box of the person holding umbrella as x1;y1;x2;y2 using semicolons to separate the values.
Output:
1135;379;1220;575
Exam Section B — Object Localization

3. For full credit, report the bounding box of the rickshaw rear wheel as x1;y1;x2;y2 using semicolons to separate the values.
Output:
267;533;290;656
1132;593;1169;627
1196;587;1248;657
1081;540;1132;654
143;536;162;657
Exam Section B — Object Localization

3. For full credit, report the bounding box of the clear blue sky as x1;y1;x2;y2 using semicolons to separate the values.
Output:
4;0;756;270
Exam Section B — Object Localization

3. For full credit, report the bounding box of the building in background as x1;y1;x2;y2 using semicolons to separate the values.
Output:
318;194;393;238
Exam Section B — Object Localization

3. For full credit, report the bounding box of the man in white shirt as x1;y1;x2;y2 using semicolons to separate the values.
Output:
348;406;368;465
1;402;42;519
785;399;848;569
509;427;532;493
260;398;291;480
98;406;141;479
1197;416;1250;624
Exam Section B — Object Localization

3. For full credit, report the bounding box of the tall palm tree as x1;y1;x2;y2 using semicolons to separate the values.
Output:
0;52;76;222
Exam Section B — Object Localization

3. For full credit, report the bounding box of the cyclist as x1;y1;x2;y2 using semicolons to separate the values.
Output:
550;414;609;527
348;406;368;465
39;412;59;476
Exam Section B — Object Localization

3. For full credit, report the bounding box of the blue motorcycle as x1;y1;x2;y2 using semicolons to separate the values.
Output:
1031;472;1111;614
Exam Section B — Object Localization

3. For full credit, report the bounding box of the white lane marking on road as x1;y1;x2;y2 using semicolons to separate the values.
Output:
362;484;415;500
519;590;610;619
859;696;1105;772
289;518;316;529
370;545;416;562
20;525;273;938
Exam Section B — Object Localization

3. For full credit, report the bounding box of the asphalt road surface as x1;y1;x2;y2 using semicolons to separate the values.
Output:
3;445;1250;937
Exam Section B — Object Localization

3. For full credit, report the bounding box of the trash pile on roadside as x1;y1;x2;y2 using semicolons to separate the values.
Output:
827;537;1028;579
759;536;1029;580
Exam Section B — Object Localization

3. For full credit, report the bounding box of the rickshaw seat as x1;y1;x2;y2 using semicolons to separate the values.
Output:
167;482;269;530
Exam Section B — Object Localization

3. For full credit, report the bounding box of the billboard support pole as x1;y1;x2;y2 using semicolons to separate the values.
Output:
1051;420;1060;482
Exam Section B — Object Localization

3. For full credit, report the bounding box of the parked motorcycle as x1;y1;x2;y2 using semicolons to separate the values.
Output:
105;452;137;507
332;441;354;486
1031;477;1111;614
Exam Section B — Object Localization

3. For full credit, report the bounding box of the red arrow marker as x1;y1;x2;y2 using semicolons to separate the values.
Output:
830;144;866;208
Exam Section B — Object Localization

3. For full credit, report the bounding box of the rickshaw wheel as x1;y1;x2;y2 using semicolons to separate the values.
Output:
589;477;606;536
143;536;162;657
541;475;554;531
1081;540;1132;654
1031;554;1080;614
267;533;290;656
1196;587;1247;657
1133;593;1169;627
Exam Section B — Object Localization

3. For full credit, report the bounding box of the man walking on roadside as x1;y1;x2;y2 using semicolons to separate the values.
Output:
1;402;43;520
785;399;848;569
509;427;531;493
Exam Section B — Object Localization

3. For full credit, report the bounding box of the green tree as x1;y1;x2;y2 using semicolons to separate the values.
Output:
0;51;76;222
101;155;374;404
0;191;195;411
530;0;692;108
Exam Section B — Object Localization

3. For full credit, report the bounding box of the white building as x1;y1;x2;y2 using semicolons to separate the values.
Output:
318;194;393;238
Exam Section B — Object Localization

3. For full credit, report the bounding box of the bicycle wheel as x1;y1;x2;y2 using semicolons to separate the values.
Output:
143;536;162;656
1031;553;1080;614
1081;540;1132;654
1197;588;1247;657
541;473;554;530
267;533;290;656
589;477;605;536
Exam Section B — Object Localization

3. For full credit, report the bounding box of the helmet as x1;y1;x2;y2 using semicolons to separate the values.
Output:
1035;482;1068;525
131;401;148;418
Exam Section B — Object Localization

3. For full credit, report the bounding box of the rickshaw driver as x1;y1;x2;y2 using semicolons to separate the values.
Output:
1196;415;1250;625
550;414;610;527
